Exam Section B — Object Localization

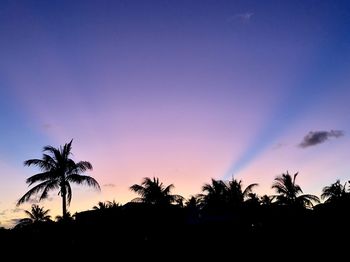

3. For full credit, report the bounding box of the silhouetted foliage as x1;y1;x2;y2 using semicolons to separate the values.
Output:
93;200;120;210
17;140;100;217
199;178;258;213
130;177;184;206
321;179;349;203
272;171;319;208
2;169;349;253
15;204;51;228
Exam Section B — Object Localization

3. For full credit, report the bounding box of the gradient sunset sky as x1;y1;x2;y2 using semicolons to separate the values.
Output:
1;0;350;227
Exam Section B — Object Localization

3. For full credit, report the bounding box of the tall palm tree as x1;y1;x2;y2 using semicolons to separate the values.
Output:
272;171;319;208
17;140;100;217
321;180;348;203
16;204;51;228
130;177;183;206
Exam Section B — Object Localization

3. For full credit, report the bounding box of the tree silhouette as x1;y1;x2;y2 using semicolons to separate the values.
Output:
93;201;120;210
55;211;75;222
16;204;51;228
200;178;258;210
260;195;275;206
185;196;201;209
17;140;100;217
272;171;319;208
226;179;258;207
200;178;227;210
93;201;109;210
130;177;183;205
321;180;348;203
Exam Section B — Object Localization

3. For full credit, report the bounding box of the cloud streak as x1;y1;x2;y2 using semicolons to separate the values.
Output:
103;183;116;188
227;12;254;23
299;130;344;148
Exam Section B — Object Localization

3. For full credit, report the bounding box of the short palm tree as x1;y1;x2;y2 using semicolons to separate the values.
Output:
16;204;51;228
260;195;275;206
200;178;227;209
200;178;258;210
226;179;258;206
17;140;101;217
321;180;348;203
130;177;183;205
93;201;109;210
272;171;319;208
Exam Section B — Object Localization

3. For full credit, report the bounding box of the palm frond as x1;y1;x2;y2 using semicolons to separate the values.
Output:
24;159;53;171
243;183;258;197
66;174;100;190
17;182;51;206
163;184;175;195
130;184;145;194
39;180;59;201
74;161;93;172
26;171;56;186
130;197;144;203
24;210;35;220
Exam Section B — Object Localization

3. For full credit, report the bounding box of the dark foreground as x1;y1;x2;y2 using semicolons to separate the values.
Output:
1;202;349;255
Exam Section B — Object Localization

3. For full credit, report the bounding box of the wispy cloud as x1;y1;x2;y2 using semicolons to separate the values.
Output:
11;207;22;213
227;12;254;23
299;130;344;148
42;123;53;130
103;183;116;188
272;143;286;150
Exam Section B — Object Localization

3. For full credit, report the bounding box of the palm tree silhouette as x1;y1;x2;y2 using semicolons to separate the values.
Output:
272;171;319;208
321;180;348;203
130;177;183;205
200;178;258;210
93;201;120;210
260;195;275;206
93;201;109;210
16;204;51;228
200;178;227;209
226;179;258;206
55;211;74;222
17;140;100;217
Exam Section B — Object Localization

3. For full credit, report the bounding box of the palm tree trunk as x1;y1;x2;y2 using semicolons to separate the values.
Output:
62;192;67;217
61;184;67;218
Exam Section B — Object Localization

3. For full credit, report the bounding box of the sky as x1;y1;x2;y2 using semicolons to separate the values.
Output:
1;0;350;227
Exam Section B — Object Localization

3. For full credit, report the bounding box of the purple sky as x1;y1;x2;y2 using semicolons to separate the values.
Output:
1;0;350;227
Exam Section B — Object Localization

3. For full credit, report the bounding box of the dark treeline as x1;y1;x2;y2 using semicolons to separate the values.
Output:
1;141;349;254
1;174;350;253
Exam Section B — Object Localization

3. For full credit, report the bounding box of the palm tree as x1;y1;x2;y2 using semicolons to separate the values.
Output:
226;179;258;206
55;211;75;222
272;171;319;208
93;201;109;210
130;177;183;206
106;200;120;209
199;178;227;210
17;140;100;217
260;195;275;206
200;178;258;210
185;196;201;209
321;180;348;203
92;201;119;210
16;204;51;228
